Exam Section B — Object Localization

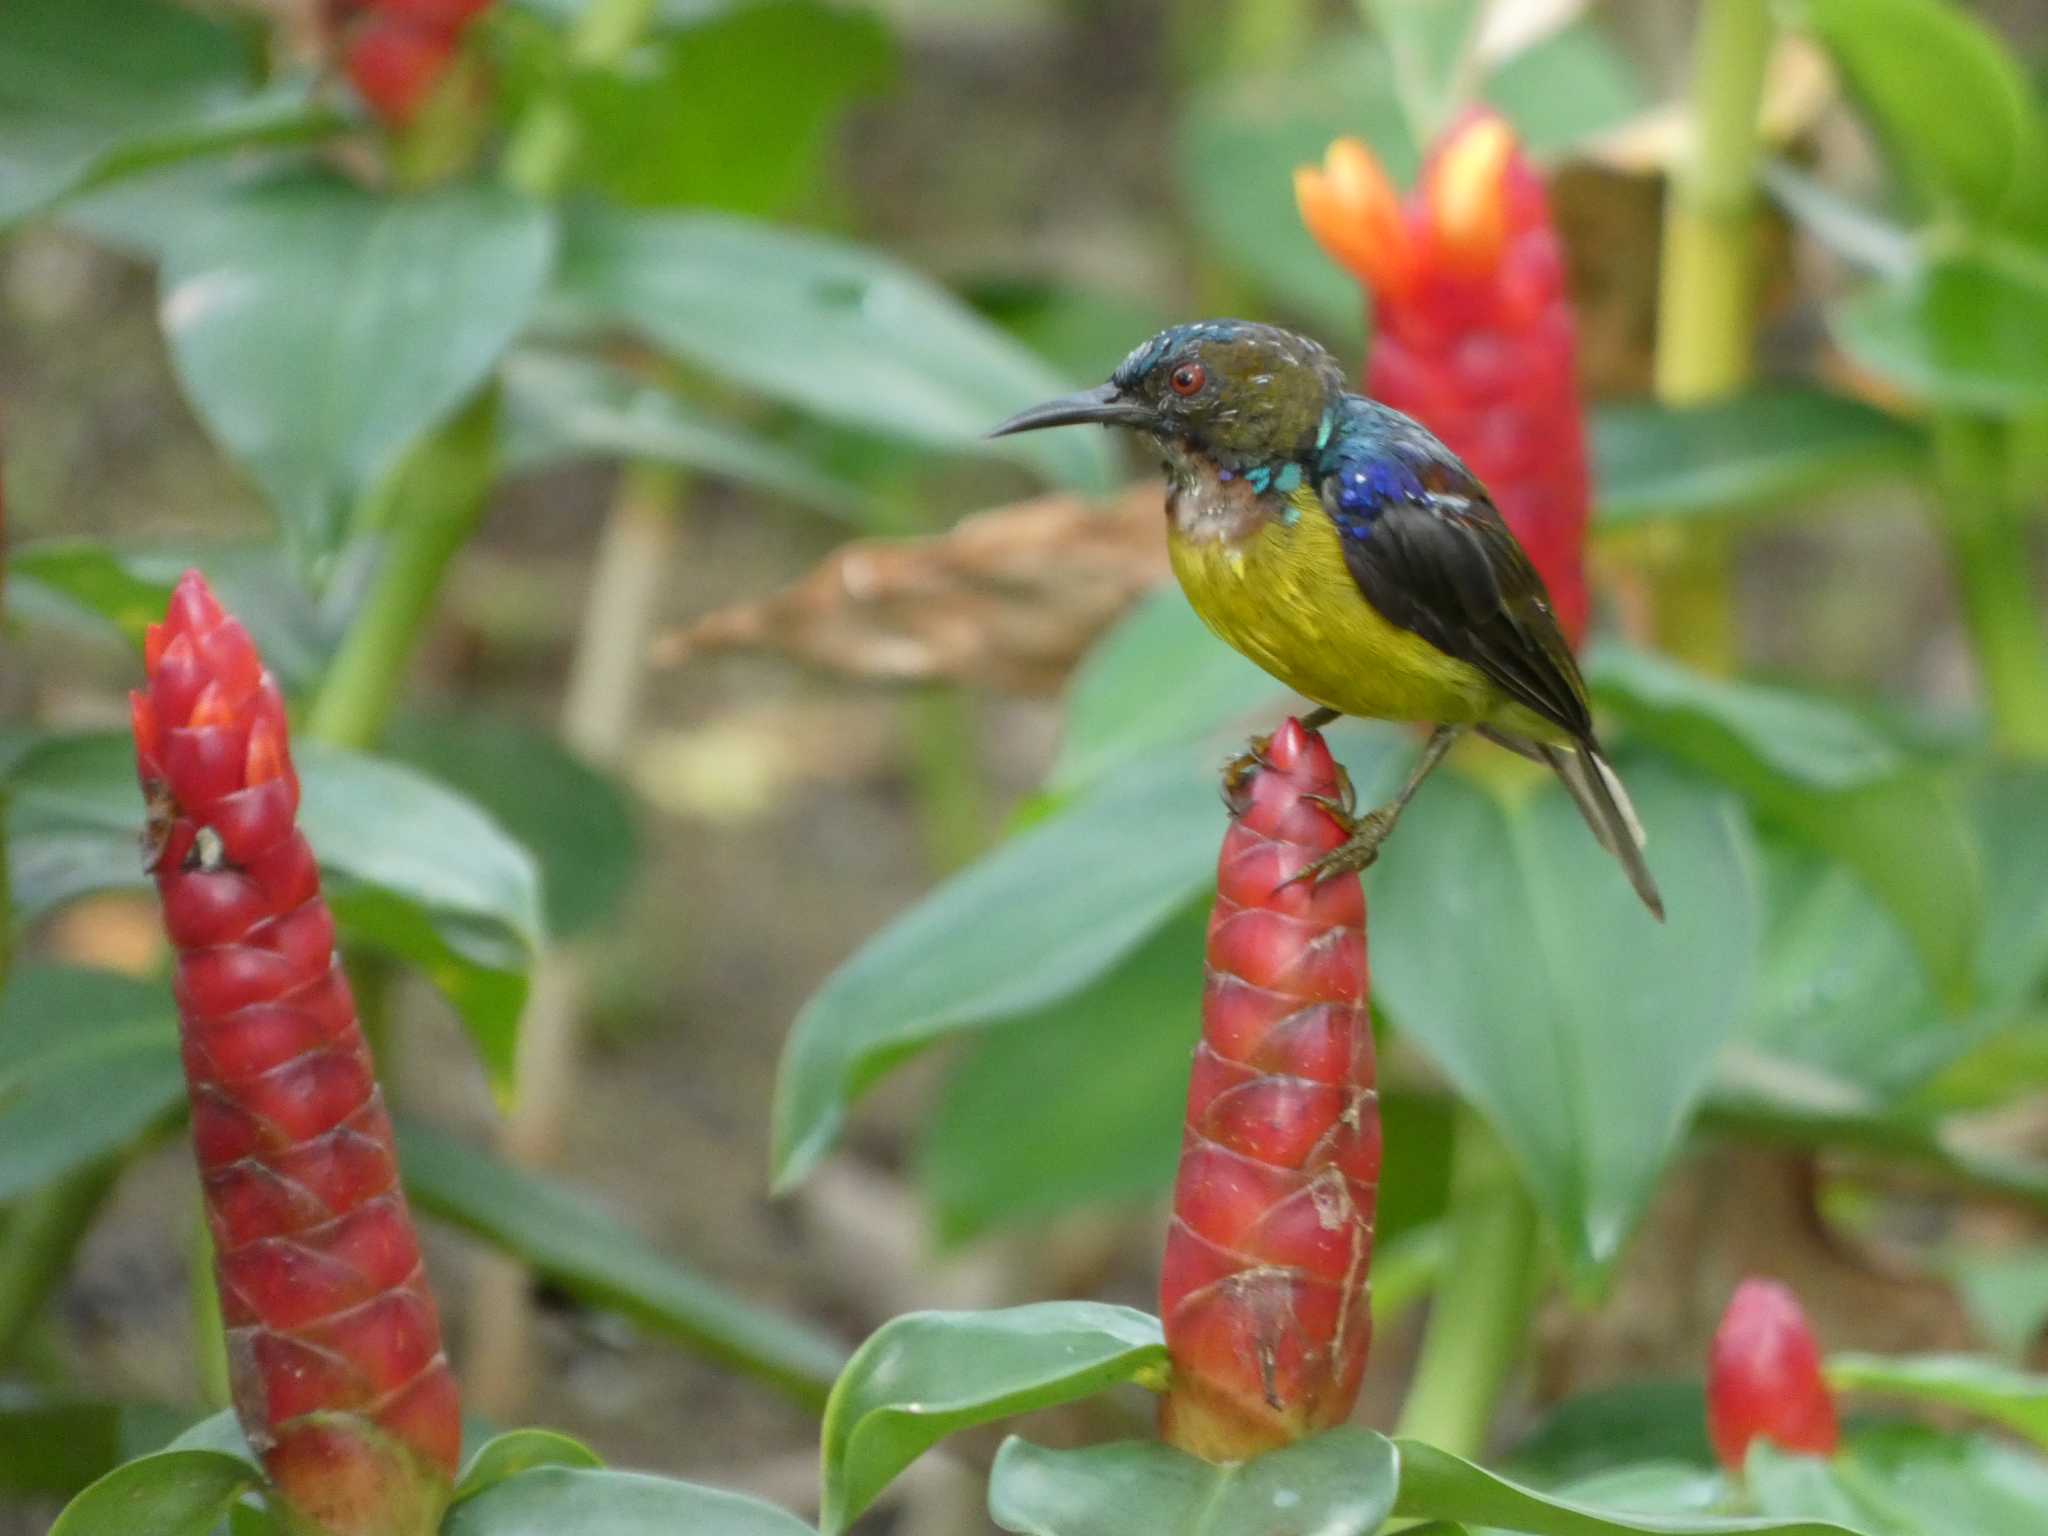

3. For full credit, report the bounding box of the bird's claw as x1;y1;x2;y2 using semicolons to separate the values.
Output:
1279;808;1396;889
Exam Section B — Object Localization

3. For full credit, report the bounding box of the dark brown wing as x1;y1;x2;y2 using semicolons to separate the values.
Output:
1320;435;1591;739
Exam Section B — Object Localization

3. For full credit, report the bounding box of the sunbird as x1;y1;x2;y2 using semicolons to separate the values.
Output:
992;319;1662;918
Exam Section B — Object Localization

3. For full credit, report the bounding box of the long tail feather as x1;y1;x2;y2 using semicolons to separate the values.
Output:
1484;727;1662;920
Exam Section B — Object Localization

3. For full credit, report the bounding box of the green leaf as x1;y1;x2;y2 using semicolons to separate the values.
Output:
500;350;863;517
1591;392;1927;529
0;0;334;228
919;908;1203;1246
1507;1381;1716;1488
159;170;555;566
4;541;175;646
1819;1425;2048;1536
553;205;1115;492
1393;1438;1856;1535
1948;1243;2048;1360
821;1303;1165;1534
1802;0;2048;235
1587;644;1980;1013
773;726;1402;1192
1048;589;1285;795
1833;251;2048;416
443;1467;815;1536
5;734;543;1097
1965;767;2048;1012
384;712;640;942
562;0;891;215
1826;1353;2048;1449
988;1428;1398;1536
48;1450;257;1536
1370;756;1758;1280
0;1396;190;1498
454;1430;604;1503
394;1119;846;1408
0;966;181;1201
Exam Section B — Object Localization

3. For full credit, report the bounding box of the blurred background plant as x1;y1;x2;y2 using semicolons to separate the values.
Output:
4;0;2048;1533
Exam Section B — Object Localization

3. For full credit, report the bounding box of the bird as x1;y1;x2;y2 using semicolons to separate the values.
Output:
990;318;1662;919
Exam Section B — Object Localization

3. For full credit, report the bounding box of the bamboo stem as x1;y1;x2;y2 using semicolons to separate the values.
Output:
1935;414;2048;759
1392;1112;1539;1458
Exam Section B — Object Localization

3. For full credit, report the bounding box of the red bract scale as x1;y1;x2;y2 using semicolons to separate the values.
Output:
1707;1278;1841;1473
1159;718;1379;1461
1296;112;1592;646
326;0;494;129
133;572;459;1536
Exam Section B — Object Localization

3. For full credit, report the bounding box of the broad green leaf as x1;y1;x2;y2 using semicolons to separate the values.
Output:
48;1450;256;1536
160;170;555;566
500;350;862;517
1591;393;1926;529
1507;1382;1716;1488
1826;1353;2048;1449
454;1430;604;1503
821;1303;1166;1534
385;712;641;942
0;966;181;1200
1363;0;1485;144
1802;0;2048;235
163;1409;257;1464
0;1396;190;1498
919;908;1204;1245
1948;1243;2048;1360
554;205;1115;492
1587;644;1979;1012
771;725;1405;1192
4;542;174;646
1393;1439;1856;1535
443;1467;815;1536
1738;844;1957;1106
5;733;543;1097
1749;1427;2048;1536
770;745;1218;1191
1966;767;2048;1012
1741;1448;1882;1535
563;0;891;215
0;0;334;227
989;1429;1398;1536
1370;756;1758;1279
394;1119;846;1408
1048;589;1285;795
1557;1464;1733;1520
1833;252;2048;416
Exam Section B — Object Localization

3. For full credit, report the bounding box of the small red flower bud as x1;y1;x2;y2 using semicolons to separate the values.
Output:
1707;1278;1841;1472
135;571;459;1536
1159;719;1378;1461
344;21;458;129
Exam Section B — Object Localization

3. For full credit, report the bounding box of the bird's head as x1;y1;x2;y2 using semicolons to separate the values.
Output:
991;320;1346;485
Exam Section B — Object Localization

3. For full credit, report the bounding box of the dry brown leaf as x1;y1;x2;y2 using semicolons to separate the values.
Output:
656;484;1167;694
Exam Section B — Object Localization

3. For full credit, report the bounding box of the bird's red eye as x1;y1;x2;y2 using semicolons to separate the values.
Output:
1169;362;1206;397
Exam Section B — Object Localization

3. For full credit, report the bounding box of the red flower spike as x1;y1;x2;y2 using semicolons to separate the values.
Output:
1707;1278;1841;1473
133;571;459;1536
1159;718;1377;1462
326;0;495;129
1296;111;1592;645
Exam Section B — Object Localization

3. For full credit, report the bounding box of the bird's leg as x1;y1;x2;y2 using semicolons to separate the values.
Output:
1286;724;1466;886
1221;707;1343;811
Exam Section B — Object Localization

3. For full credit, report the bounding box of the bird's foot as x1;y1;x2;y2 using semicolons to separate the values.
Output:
1282;803;1396;888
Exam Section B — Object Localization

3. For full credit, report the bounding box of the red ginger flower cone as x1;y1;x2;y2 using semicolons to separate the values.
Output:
132;572;460;1536
1707;1278;1840;1473
325;0;494;128
1159;718;1379;1462
1296;112;1592;646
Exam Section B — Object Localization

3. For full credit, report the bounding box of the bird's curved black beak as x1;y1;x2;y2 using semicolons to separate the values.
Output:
987;382;1156;438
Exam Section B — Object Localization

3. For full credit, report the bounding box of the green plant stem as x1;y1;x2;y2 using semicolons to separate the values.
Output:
0;1163;120;1367
1647;0;1772;675
502;0;659;197
1393;1111;1539;1459
1934;413;2048;759
304;390;499;752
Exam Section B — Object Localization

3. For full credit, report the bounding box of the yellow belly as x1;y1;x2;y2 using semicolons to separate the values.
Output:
1168;500;1510;727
